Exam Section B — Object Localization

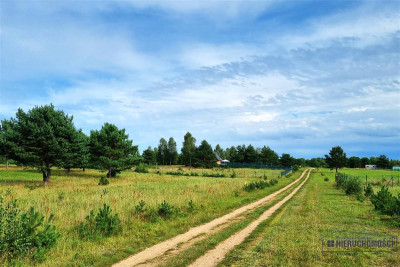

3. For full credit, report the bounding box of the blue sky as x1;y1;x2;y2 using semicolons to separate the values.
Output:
1;0;399;159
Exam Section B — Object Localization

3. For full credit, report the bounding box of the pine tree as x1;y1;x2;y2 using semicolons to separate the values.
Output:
325;146;347;173
194;140;215;168
4;104;79;184
142;146;157;165
89;123;139;177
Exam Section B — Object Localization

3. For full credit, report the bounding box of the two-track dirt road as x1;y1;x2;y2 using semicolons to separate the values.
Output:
113;169;312;267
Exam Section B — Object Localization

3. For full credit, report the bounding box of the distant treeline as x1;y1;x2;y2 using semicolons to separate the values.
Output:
1;105;399;184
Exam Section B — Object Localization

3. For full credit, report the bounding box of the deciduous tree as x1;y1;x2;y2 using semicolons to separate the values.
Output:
181;132;196;166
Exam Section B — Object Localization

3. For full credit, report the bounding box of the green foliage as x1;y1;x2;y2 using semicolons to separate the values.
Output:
157;138;168;165
188;200;195;212
356;193;365;202
24;183;41;190
89;123;140;177
166;137;178;165
134;163;149;173
344;176;363;195
79;204;122;238
260;146;280;165
231;170;237;178
329;148;347;169
325;146;347;173
243;179;278;192
203;172;226;178
0;197;60;261
3;104;80;183
280;153;295;167
324;177;329;182
98;176;109;186
142;146;157;165
292;165;299;172
181;132;196;167
370;186;400;217
364;183;374;197
336;173;362;195
157;200;177;218
194;140;216;168
134;200;147;213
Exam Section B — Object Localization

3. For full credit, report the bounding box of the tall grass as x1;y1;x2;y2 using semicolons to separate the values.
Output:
0;166;287;266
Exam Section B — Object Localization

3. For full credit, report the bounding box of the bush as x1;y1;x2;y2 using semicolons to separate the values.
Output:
370;186;400;216
157;200;176;218
79;204;122;238
0;197;60;261
344;176;362;195
243;179;278;192
364;183;374;197
356;193;365;202
188;200;195;212
336;173;362;195
98;176;109;186
231;170;237;178
134;200;147;213
324;177;329;182
135;163;149;173
204;172;226;178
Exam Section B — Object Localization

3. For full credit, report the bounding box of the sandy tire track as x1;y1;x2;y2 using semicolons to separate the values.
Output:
189;169;312;267
113;169;310;267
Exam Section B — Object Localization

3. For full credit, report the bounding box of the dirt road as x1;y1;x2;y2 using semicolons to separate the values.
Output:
189;168;312;267
113;169;311;267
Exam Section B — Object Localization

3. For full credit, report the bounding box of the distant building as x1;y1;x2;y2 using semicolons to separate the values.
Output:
365;165;377;169
393;166;400;171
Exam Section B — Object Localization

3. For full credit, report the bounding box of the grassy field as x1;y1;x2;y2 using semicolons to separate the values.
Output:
220;168;400;266
0;165;286;266
337;168;400;195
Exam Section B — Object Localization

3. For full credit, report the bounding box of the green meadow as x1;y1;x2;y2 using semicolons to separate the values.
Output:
220;169;400;266
0;166;286;266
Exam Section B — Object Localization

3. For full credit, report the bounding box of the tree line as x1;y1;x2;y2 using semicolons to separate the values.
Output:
1;105;399;184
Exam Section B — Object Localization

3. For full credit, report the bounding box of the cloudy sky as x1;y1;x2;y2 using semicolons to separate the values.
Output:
1;0;399;158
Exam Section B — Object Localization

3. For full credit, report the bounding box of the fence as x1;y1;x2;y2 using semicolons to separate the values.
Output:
280;167;293;177
338;173;400;187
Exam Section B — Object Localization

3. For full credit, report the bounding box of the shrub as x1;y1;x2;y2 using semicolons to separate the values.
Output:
344;176;362;195
165;171;184;176
0;197;60;261
243;179;277;192
269;179;278;186
324;177;329;182
370;186;400;216
134;200;147;213
204;173;226;178
364;183;374;197
336;173;348;189
188;200;195;212
336;173;362;195
356;193;365;202
79;204;122;238
231;170;237;178
157;200;176;218
135;163;149;173
98;176;109;186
